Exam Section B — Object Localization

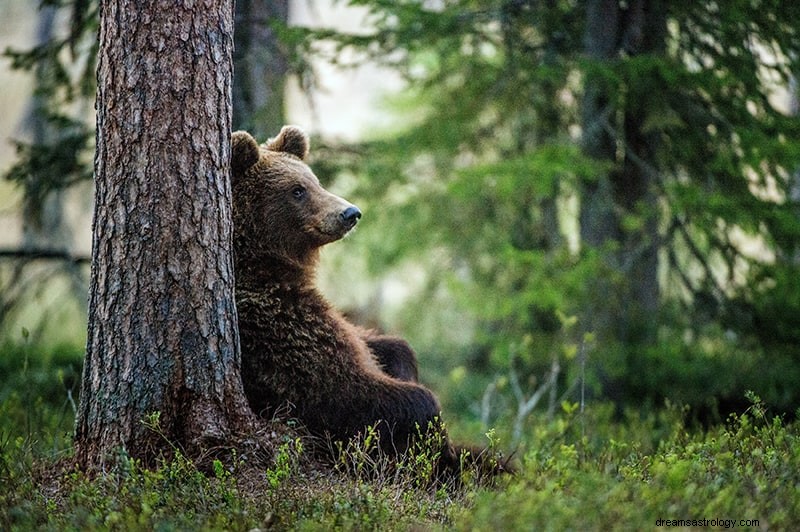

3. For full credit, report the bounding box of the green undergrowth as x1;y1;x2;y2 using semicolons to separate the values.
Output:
1;430;469;531
458;395;800;530
1;340;799;530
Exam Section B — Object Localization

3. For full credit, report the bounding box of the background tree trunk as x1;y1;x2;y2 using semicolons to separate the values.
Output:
74;0;253;469
580;0;623;342
616;0;665;343
232;0;288;138
21;3;69;253
580;0;665;344
790;75;800;264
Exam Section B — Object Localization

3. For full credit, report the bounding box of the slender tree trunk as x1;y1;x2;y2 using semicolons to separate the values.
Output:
21;4;91;319
232;0;288;138
22;4;70;252
580;0;622;341
580;0;665;344
789;75;800;263
616;0;665;342
75;0;253;470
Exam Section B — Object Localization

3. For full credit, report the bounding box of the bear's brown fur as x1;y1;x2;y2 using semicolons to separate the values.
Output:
231;126;464;474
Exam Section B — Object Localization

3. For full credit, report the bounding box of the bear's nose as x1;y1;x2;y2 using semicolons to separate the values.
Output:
340;205;362;228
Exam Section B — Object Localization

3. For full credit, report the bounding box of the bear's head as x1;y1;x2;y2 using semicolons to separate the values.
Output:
231;126;361;285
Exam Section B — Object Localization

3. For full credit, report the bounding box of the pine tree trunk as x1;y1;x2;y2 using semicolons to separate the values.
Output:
74;0;253;470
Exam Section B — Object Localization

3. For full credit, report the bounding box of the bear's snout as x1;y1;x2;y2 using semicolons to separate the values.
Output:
339;205;362;230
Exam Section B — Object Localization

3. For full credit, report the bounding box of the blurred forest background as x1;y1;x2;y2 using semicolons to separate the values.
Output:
1;0;800;450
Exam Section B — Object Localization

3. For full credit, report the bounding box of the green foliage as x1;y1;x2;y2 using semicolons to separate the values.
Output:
0;448;251;531
609;321;800;420
301;0;800;422
0;1;97;344
0;340;82;456
265;436;304;489
459;394;800;530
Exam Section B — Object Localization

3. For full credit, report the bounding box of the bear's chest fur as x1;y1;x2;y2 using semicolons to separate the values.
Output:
236;285;384;417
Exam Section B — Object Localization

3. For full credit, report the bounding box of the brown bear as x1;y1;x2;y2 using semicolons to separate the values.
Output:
231;126;464;476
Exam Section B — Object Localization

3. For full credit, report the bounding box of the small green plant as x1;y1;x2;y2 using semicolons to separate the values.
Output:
457;397;800;530
265;436;304;489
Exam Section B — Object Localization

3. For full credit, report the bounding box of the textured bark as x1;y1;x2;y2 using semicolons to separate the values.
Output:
75;0;253;469
580;0;665;343
232;0;288;138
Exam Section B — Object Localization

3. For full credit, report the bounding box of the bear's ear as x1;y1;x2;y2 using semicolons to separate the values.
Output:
266;125;309;160
231;131;260;174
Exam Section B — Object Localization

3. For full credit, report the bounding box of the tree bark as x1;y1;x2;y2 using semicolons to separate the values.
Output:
74;0;253;470
232;0;288;138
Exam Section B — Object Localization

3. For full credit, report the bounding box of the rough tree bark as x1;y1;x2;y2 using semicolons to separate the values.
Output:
580;0;665;344
74;0;253;469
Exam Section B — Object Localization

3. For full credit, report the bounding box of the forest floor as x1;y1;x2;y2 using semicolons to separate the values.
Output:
1;342;798;530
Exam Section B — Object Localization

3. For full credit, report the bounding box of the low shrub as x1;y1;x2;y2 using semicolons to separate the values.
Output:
1;340;797;530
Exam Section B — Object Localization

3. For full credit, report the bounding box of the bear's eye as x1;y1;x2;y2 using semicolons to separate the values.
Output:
291;186;306;200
